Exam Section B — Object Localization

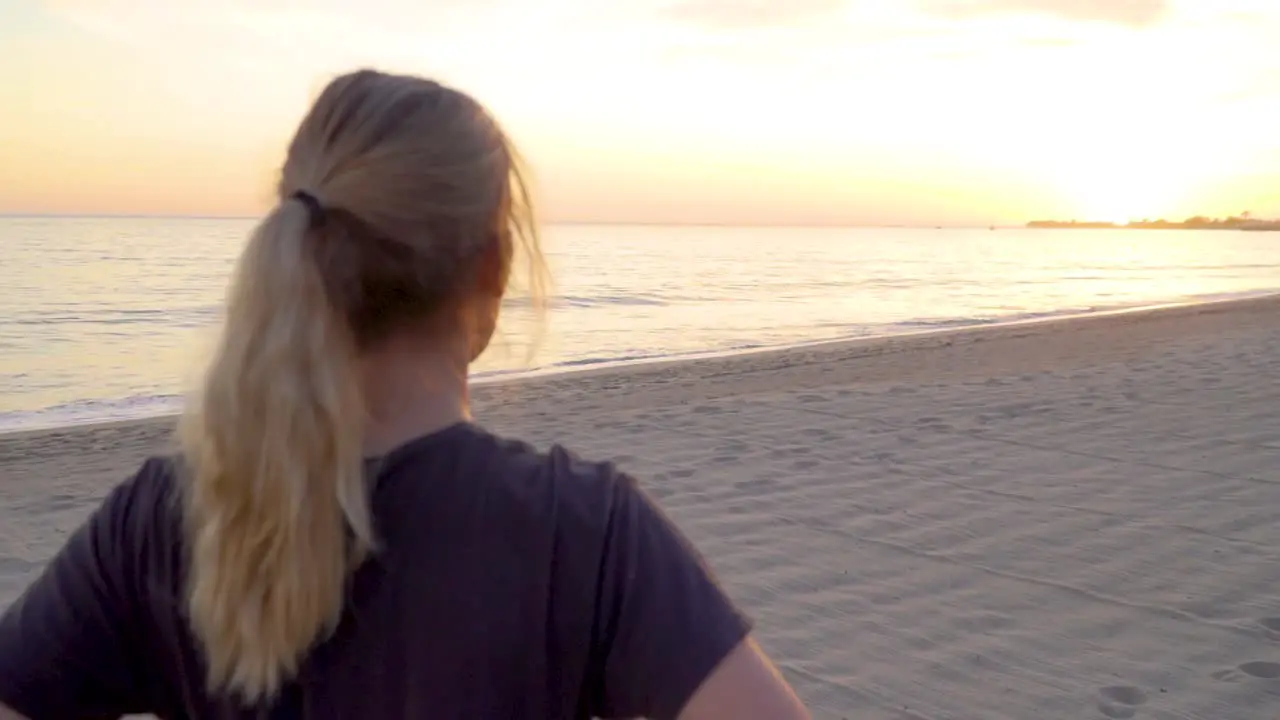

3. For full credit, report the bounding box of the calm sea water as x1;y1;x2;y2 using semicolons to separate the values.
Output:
1;216;1277;432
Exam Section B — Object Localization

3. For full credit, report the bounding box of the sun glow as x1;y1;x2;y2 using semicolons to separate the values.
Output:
1069;171;1190;224
1041;136;1206;224
2;0;1278;222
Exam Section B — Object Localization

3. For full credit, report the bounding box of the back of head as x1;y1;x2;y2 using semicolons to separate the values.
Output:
178;69;541;704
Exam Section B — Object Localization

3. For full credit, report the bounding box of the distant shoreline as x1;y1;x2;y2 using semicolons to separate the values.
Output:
1028;219;1280;231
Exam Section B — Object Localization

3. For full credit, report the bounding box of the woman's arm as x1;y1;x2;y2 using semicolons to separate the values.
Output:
0;462;164;719
583;468;809;719
679;638;809;720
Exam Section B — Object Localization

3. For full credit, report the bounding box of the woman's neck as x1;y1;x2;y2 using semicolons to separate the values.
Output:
359;335;471;457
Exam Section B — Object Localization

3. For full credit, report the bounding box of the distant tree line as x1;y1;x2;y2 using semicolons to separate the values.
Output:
1028;214;1279;231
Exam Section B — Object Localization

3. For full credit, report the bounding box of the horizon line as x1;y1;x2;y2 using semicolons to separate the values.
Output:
0;212;1022;230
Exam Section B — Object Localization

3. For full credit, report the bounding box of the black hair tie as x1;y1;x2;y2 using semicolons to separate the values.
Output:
290;190;326;229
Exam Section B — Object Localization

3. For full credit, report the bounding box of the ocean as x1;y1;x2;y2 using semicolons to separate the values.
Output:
1;216;1276;433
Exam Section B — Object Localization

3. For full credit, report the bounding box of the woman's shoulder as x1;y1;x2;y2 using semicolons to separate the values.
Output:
476;425;639;506
387;422;635;498
463;422;640;517
373;424;650;583
100;455;188;572
74;455;181;529
392;422;645;536
120;454;185;517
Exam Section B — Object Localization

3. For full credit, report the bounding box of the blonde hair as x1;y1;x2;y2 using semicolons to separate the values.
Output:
178;69;543;704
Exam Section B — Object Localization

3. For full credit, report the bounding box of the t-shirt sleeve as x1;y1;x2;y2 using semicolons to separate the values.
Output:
587;471;753;720
0;460;163;719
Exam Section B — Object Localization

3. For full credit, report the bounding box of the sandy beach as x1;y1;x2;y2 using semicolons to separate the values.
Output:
3;294;1279;719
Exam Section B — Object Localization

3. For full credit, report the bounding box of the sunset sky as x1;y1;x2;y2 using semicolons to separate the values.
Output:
2;0;1279;226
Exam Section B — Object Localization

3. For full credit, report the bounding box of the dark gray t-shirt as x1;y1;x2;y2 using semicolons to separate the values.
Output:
0;422;751;719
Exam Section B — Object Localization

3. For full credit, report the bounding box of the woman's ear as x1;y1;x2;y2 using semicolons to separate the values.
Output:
473;232;512;299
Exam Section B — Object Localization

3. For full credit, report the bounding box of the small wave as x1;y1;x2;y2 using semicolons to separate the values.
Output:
558;294;667;309
889;289;1279;332
0;394;183;434
891;308;1096;330
502;293;669;310
4;306;219;328
471;342;770;382
1182;288;1280;303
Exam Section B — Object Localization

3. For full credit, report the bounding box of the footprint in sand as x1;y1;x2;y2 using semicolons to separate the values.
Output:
1238;661;1280;679
733;477;777;491
1096;686;1147;719
915;418;954;432
1211;661;1280;683
0;558;40;575
42;493;86;513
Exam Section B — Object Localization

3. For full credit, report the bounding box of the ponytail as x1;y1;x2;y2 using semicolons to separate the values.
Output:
179;199;374;703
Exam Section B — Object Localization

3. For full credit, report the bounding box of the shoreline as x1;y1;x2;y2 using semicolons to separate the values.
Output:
3;291;1277;451
4;289;1277;439
477;288;1280;381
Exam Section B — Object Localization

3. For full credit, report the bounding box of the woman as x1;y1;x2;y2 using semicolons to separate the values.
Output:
0;70;807;719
